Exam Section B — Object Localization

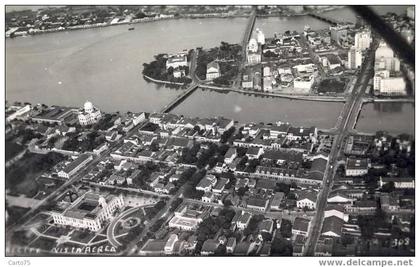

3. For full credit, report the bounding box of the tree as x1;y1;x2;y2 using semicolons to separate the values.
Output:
271;236;293;256
280;219;292;238
220;127;235;144
237;186;248;197
169;198;183;212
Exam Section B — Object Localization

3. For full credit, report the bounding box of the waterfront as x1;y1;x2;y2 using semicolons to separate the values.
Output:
6;17;247;112
357;103;415;135
6;6;414;134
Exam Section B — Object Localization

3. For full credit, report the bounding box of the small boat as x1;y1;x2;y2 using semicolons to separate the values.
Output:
128;27;135;31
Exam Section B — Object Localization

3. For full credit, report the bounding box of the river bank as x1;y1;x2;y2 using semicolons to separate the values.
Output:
143;74;185;86
6;6;348;39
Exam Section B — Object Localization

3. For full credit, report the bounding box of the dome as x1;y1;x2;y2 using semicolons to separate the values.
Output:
84;101;94;112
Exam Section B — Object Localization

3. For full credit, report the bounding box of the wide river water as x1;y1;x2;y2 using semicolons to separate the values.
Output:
6;6;414;135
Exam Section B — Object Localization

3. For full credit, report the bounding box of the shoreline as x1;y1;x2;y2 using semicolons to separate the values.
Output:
143;74;185;86
6;6;347;39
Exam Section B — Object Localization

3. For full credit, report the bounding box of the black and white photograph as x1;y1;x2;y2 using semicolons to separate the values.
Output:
2;1;417;264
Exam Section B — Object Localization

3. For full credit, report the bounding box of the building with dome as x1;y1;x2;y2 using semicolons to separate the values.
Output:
246;38;261;65
78;101;102;125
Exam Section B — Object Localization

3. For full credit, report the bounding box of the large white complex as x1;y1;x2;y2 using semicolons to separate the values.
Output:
348;46;363;69
78;101;102;125
374;42;400;72
51;192;124;231
373;70;406;96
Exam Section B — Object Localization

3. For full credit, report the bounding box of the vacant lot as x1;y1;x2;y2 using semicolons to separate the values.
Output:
318;78;347;93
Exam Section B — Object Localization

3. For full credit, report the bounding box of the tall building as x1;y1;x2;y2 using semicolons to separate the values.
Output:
51;192;124;231
246;38;261;65
348;46;363;69
330;25;348;45
373;70;406;96
354;29;372;51
78;101;102;125
374;41;400;72
256;28;265;45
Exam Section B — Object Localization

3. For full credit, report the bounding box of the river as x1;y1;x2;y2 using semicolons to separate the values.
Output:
6;6;414;135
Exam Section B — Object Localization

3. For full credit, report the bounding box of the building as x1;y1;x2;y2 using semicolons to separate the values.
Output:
270;192;285;211
246;38;261;65
206;61;221;80
374;42;400;72
224;147;237;164
297;191;317;210
345;158;369;177
256;28;265;45
78;101;102;125
166;52;188;69
164;234;179;255
226;237;237;254
236;211;252;230
292;217;311;237
242;71;254;89
293;75;314;91
354;29;372;51
173;68;185;78
324;204;349;222
321;216;344;238
196;175;217;192
379;177;415;189
330;25;348;45
51;192;124;231
58;154;93;179
325;54;342;70
247;197;269;212
373;70;406;96
348;46;363;69
6;104;31;122
169;204;211;231
138;239;166;256
201;239;219;256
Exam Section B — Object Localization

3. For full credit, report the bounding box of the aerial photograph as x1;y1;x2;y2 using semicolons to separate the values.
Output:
4;3;415;260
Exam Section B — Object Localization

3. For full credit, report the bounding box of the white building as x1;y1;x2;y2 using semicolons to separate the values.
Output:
379;177;415;189
6;105;31;122
345;158;369;177
296;191;317;210
348;46;363;69
78;101;102;126
256;28;265;45
293;76;314;91
375;42;400;72
51;192;124;231
354;30;372;51
166;53;188;70
246;38;261;65
373;70;406;96
206;61;221;80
